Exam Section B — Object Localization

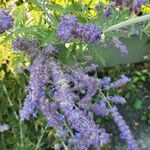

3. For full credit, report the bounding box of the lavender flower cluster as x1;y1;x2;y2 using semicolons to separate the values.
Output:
112;36;128;56
16;38;139;149
92;97;140;150
101;74;131;89
114;0;146;14
57;15;102;43
12;38;39;57
0;9;13;34
7;6;141;149
103;0;146;18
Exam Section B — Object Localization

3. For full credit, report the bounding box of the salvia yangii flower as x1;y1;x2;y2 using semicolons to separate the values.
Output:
73;69;101;108
57;15;102;43
109;106;140;150
20;49;52;121
19;43;138;149
43;44;59;56
114;0;125;8
110;74;131;88
57;15;78;42
107;95;126;104
0;9;13;34
114;0;146;14
12;38;38;57
92;100;110;117
50;61;110;148
39;101;65;131
102;75;130;89
74;23;102;43
112;37;128;56
69;110;110;148
129;0;146;14
101;76;111;89
84;64;98;73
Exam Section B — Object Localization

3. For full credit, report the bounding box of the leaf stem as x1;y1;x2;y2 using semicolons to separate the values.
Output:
100;91;113;109
18;92;24;149
41;0;57;25
104;14;150;33
34;125;48;150
55;131;69;150
2;83;19;120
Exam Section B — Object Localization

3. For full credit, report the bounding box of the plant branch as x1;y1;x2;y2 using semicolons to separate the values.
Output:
34;125;48;150
2;83;19;120
104;14;150;33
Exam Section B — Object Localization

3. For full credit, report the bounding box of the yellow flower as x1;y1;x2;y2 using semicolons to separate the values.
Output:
141;5;150;14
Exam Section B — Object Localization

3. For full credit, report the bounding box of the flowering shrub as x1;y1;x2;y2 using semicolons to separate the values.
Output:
0;0;150;149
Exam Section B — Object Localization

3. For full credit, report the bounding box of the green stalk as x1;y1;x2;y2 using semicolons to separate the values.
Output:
2;83;19;120
2;79;25;149
55;131;69;150
104;14;150;33
100;91;113;109
13;77;25;149
18;94;24;149
41;0;57;26
55;111;74;138
34;125;48;150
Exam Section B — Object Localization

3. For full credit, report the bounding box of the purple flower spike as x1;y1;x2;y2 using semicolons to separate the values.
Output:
57;15;78;42
73;69;101;108
57;15;102;43
107;95;126;104
110;74;131;88
101;76;111;89
114;0;146;14
20;50;51;121
101;75;130;89
0;9;13;34
109;106;140;150
75;23;102;43
92;100;110;117
112;37;128;56
50;61;110;148
12;38;38;57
